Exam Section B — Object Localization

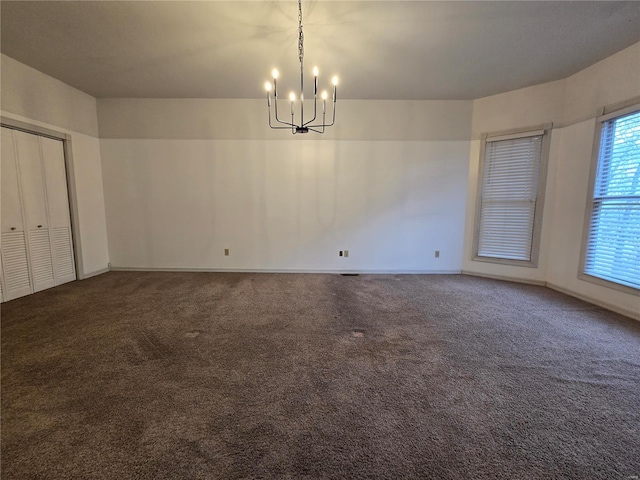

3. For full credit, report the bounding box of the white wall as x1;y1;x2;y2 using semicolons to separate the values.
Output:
463;42;640;319
98;98;472;272
100;139;470;272
562;42;640;125
470;79;565;140
1;54;109;277
1;54;99;137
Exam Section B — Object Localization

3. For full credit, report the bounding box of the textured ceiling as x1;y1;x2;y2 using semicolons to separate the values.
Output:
1;1;639;100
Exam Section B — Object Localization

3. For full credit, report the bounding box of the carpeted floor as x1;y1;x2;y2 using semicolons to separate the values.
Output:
1;272;639;479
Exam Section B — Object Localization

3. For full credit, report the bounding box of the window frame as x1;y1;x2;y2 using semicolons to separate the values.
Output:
472;124;552;268
578;103;640;296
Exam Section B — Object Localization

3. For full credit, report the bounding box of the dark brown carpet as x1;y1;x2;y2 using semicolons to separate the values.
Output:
1;272;639;479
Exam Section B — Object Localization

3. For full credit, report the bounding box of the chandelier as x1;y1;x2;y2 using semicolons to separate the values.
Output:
265;0;338;134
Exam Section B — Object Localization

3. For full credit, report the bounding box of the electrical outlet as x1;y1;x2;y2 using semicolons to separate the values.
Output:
435;250;440;258
224;248;229;256
344;250;349;258
339;251;343;257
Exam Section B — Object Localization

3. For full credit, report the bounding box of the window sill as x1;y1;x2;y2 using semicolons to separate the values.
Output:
472;255;538;268
578;273;640;297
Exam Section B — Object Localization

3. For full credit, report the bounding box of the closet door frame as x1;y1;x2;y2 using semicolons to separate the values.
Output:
1;117;85;280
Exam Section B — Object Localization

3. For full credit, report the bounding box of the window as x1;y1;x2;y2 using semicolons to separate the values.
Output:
583;107;640;291
474;129;548;265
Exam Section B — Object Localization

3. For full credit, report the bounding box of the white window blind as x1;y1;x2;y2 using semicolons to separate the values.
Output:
584;110;640;290
477;134;543;261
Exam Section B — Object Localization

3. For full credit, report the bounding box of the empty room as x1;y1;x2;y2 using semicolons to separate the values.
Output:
1;1;639;478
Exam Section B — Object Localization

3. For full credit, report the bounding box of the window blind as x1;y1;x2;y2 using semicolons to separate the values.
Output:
584;110;640;290
477;135;543;261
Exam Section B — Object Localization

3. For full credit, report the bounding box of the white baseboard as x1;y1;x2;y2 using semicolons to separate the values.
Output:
546;282;639;322
461;270;547;286
462;271;638;321
81;267;110;279
109;266;462;275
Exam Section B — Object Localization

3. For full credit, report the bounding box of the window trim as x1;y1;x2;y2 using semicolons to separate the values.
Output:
578;104;640;296
472;124;552;267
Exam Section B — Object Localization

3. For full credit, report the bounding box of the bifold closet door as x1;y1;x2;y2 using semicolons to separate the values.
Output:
1;128;33;300
41;137;76;285
14;130;56;292
1;127;76;302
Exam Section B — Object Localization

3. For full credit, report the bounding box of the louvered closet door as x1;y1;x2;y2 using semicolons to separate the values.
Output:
41;137;76;285
1;128;33;300
14;130;55;292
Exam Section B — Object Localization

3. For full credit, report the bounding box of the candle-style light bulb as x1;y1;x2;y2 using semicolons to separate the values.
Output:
272;69;279;79
265;81;272;107
332;76;339;86
289;92;296;101
321;91;328;100
313;66;319;95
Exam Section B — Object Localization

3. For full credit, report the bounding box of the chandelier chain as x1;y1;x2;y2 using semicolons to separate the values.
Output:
298;0;304;65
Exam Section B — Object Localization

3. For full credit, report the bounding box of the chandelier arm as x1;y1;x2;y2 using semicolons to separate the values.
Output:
306;94;336;128
329;89;337;126
306;112;334;128
272;97;296;127
270;115;296;128
269;96;295;128
325;99;337;127
269;112;297;129
329;106;336;126
271;79;296;127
